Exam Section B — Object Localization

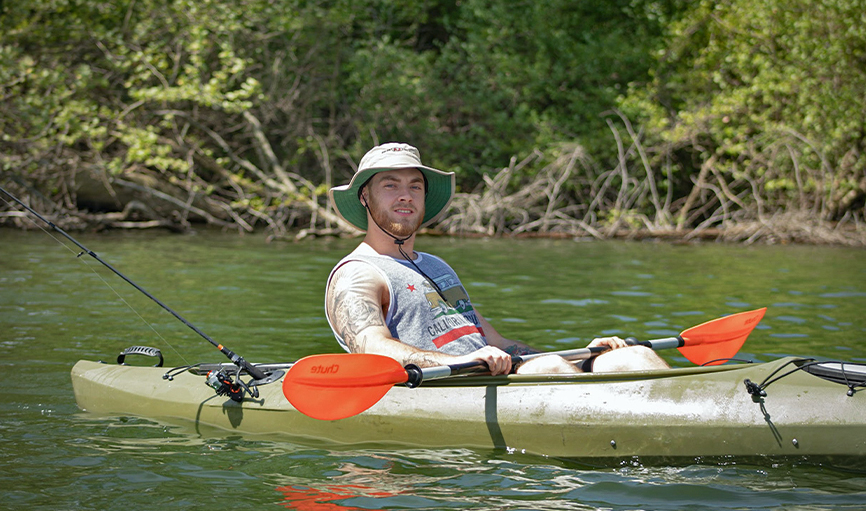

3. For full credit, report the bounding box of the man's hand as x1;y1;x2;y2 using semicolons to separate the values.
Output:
587;336;629;351
452;345;514;376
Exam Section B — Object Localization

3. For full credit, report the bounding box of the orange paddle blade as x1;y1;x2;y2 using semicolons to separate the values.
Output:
282;353;408;420
677;307;766;366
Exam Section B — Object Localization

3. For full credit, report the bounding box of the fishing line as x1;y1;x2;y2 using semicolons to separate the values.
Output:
0;189;192;365
0;184;269;382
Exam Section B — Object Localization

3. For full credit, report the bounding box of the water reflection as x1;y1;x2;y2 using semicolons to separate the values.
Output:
277;484;391;511
269;448;866;511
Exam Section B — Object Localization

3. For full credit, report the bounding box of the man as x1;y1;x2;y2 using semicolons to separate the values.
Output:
325;142;669;375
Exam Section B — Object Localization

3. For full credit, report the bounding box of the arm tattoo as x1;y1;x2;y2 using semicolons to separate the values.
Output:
327;263;387;353
503;344;538;356
333;290;384;352
404;351;443;368
326;260;444;366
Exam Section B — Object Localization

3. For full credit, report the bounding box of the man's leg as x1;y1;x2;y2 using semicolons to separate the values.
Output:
592;345;669;372
515;355;580;374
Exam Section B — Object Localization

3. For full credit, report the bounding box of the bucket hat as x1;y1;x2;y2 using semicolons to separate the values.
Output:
329;143;455;231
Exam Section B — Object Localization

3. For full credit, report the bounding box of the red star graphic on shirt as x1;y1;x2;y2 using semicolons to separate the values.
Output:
407;284;416;292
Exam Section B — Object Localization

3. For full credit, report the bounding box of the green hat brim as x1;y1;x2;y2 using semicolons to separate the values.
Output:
329;166;455;231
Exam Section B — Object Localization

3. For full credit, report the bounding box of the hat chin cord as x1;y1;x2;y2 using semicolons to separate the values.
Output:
363;200;451;307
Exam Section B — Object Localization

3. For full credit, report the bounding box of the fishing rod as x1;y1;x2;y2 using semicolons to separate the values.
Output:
0;184;280;396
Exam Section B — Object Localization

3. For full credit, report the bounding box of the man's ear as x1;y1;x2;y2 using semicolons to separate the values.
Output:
359;187;368;208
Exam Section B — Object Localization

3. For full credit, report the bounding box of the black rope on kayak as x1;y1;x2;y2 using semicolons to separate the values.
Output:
838;363;863;397
744;358;866;398
163;364;202;381
801;360;866;397
745;358;813;399
743;379;767;398
701;357;754;366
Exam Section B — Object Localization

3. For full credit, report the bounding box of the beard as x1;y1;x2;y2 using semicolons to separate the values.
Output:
366;192;424;238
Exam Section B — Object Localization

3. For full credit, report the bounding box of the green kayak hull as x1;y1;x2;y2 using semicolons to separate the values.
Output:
71;357;866;459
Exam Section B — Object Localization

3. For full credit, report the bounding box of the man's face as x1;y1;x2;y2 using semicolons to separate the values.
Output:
362;168;426;237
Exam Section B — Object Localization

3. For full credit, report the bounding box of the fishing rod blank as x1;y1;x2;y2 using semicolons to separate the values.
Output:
0;185;268;381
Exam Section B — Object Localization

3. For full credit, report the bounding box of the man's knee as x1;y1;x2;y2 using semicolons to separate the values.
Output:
515;355;580;375
593;345;670;372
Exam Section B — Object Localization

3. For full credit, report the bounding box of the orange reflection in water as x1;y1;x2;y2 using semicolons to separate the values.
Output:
276;484;397;511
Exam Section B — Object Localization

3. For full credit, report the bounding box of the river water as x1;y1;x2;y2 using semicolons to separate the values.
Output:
1;228;865;510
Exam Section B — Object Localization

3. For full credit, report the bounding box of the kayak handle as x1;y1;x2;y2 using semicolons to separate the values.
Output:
117;345;164;367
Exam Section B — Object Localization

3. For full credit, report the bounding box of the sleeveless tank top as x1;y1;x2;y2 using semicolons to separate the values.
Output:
325;244;487;355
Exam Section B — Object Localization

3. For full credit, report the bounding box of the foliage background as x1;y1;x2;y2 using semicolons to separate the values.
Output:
1;0;864;243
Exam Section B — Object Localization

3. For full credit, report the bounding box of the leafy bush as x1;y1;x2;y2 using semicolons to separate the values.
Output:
620;0;866;222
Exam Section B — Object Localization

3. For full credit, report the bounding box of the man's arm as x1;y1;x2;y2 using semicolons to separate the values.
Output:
326;261;398;355
326;262;388;354
327;262;514;373
477;310;632;356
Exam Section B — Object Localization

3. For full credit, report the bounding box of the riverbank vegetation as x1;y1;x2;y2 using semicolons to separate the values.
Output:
2;0;864;245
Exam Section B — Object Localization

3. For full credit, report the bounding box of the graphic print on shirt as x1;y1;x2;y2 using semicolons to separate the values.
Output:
410;278;482;349
423;276;473;317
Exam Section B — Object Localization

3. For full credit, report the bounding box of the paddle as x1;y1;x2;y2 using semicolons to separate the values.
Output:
283;308;766;420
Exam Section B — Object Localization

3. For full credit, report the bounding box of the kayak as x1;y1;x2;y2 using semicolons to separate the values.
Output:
8;189;862;460
71;354;866;460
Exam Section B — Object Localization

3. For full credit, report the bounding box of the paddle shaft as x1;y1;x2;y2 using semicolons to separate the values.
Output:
405;337;682;386
284;308;764;420
0;185;267;381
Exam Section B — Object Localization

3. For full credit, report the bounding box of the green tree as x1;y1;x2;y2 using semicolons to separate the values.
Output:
2;0;676;224
621;0;866;225
2;0;354;232
346;0;677;183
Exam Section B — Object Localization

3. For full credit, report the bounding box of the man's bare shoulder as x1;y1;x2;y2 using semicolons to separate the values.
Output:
328;260;386;296
326;260;389;352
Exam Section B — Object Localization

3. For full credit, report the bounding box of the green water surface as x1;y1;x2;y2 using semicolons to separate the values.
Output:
2;229;865;510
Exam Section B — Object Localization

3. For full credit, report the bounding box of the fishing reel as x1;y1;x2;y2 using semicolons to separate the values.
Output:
162;352;286;403
199;364;285;402
205;368;245;402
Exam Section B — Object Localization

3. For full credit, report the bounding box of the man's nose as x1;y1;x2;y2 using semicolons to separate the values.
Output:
396;186;414;201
